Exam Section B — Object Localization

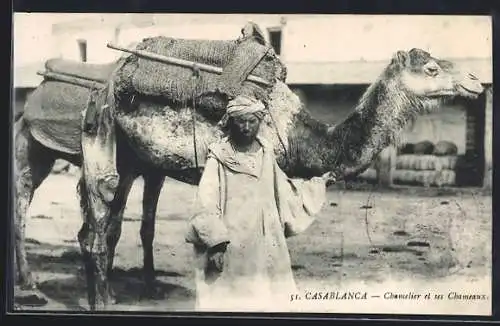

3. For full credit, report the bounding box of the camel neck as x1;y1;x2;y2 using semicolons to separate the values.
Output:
324;80;425;178
278;78;431;180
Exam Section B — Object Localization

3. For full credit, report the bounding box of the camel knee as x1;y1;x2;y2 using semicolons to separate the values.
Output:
97;175;120;203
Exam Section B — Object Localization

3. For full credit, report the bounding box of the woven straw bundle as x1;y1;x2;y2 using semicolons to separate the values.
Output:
395;154;411;169
413;140;435;155
421;170;436;185
435;170;456;186
440;156;458;170
112;35;286;117
421;155;438;170
433;140;458;156
393;170;416;184
395;154;458;171
393;169;457;187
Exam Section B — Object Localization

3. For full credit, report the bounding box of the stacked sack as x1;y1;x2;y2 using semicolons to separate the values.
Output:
394;140;459;187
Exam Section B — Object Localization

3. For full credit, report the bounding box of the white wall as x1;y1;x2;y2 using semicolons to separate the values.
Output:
13;14;55;67
54;27;118;63
282;15;492;63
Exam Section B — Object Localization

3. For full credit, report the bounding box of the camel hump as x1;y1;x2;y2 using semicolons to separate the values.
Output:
45;58;117;84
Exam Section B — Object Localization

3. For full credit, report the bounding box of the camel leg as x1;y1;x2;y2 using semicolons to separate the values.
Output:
94;206;113;310
140;172;165;298
105;169;138;303
76;177;98;310
14;122;55;290
77;175;115;311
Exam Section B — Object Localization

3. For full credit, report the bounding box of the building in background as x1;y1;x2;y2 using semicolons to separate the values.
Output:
13;14;493;188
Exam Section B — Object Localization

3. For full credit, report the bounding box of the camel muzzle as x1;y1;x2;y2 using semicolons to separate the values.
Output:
456;71;484;98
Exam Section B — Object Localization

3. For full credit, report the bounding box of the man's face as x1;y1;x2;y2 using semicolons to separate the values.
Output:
229;113;262;143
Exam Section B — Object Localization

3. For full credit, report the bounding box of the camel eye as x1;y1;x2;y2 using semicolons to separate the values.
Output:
424;65;439;77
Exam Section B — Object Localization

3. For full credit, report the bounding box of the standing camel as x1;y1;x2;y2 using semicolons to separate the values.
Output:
15;45;483;310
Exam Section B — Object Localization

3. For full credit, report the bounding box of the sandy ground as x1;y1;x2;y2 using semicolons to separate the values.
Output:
13;172;492;314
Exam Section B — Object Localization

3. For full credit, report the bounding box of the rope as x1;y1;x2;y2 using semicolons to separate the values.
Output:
266;107;290;167
191;64;201;176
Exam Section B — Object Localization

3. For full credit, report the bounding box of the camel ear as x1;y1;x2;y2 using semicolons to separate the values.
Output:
393;50;409;67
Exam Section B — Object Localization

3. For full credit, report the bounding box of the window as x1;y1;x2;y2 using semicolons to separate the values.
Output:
77;39;87;62
267;27;282;55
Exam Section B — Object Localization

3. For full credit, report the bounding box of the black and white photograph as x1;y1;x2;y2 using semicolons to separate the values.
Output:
11;13;493;315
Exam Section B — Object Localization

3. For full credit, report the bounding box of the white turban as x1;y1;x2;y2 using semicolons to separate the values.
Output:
226;95;266;117
218;95;267;129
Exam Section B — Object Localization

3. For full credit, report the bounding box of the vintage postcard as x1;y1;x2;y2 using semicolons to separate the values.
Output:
11;13;492;316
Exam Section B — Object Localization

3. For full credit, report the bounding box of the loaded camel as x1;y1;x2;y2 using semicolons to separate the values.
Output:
14;34;483;310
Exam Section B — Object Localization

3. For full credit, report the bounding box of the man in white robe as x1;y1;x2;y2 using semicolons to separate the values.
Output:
185;95;335;312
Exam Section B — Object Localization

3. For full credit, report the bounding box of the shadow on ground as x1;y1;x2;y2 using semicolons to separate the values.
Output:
17;241;195;311
36;274;194;311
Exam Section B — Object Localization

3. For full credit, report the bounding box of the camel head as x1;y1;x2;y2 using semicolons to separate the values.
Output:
390;48;484;101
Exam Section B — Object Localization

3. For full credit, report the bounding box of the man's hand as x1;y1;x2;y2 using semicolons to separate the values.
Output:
321;171;337;187
208;251;225;272
204;242;228;284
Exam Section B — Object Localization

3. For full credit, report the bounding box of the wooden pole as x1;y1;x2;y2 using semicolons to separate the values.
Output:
106;43;273;87
37;71;105;89
40;66;109;84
